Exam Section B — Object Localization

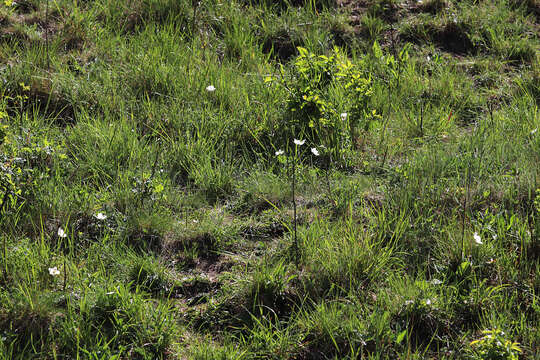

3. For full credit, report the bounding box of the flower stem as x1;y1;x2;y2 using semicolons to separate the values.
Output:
63;256;67;293
292;146;298;266
46;0;49;71
325;153;335;207
2;231;6;283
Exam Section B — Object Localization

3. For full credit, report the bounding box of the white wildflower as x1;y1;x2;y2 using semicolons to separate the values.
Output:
311;147;319;156
94;212;107;220
57;227;67;238
473;232;483;245
431;279;442;285
293;139;305;146
275;149;284;156
206;85;216;92
531;128;537;135
340;112;347;121
48;267;60;276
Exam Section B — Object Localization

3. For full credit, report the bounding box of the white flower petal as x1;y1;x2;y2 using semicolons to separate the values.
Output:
340;113;347;121
473;232;483;245
95;212;107;220
275;150;284;156
58;228;67;238
48;267;60;276
293;139;305;146
206;85;216;92
311;148;319;156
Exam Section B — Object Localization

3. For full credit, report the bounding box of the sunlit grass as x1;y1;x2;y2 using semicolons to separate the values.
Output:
0;0;538;358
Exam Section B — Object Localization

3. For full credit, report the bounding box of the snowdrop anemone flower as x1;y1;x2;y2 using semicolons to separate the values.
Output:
340;112;347;121
48;267;60;276
275;149;284;156
311;147;319;156
293;139;305;146
473;232;483;245
95;212;107;220
206;85;216;92
58;227;67;238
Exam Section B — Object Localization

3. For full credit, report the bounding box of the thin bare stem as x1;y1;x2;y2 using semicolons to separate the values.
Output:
461;161;472;259
63;256;67;293
46;0;50;71
420;100;424;137
292;146;298;266
325;153;335;207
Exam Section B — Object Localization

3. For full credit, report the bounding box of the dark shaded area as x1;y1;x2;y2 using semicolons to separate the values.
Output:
392;299;456;353
3;83;78;127
95;0;191;34
410;0;447;15
161;232;221;269
401;21;475;55
242;0;336;12
262;29;304;62
13;0;38;14
0;306;52;355
430;22;475;55
241;221;286;240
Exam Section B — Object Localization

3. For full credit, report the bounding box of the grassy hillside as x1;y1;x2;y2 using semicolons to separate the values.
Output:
0;0;539;358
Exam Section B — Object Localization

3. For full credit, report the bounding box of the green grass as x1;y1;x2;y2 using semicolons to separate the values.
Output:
0;0;539;358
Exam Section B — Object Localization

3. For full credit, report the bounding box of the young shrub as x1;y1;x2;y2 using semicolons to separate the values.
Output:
266;46;375;163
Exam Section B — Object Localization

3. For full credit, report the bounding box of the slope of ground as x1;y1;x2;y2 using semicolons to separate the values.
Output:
0;0;539;358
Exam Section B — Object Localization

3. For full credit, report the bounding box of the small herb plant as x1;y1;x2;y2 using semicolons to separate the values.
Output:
469;328;522;360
